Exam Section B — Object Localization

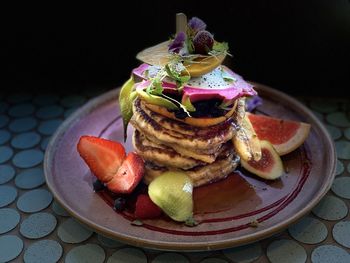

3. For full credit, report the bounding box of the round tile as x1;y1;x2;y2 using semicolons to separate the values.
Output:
336;160;344;176
200;258;228;263
8;103;35;117
267;239;306;263
288;216;328;244
65;244;105;263
12;149;44;168
0;208;20;234
9;117;37;133
51;201;70;217
153;253;190;263
325;125;342;140
0;115;9;128
40;136;50;151
61;95;86;108
107;248;147;263
223;242;262;263
311;245;350;263
58;218;93;243
312;195;348;220
33;94;59;106
24;239;62;263
64;108;78;119
0;235;23;262
15;167;45;189
0;146;13;163
20;212;57;239
11;132;41;149
36;105;64;119
38;119;63;135
332;221;350;248
17;188;53;213
332;177;350;199
0;165;15;184
0;185;17;207
0;101;8;114
310;101;338;113
335;141;350;159
344;128;350;140
97;234;124;248
326;112;350;127
7;93;32;103
0;129;11;144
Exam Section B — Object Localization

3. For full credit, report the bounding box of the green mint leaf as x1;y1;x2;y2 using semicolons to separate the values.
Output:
212;41;229;53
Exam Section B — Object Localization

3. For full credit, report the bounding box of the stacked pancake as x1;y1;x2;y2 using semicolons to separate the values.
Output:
130;97;242;187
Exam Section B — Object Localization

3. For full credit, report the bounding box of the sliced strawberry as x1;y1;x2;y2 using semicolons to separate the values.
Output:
135;194;162;219
77;136;126;183
107;152;144;194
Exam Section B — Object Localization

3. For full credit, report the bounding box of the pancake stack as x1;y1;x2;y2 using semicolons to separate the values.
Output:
130;96;245;187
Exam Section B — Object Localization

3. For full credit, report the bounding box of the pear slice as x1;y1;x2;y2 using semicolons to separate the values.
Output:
241;140;284;180
148;171;193;222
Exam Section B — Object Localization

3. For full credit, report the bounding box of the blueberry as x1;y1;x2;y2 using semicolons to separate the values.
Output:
93;179;105;192
174;108;188;119
114;197;126;211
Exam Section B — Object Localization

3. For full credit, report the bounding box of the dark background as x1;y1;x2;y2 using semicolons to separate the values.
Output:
2;1;349;97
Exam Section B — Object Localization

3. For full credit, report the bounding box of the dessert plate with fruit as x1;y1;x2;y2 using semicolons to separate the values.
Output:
44;14;336;251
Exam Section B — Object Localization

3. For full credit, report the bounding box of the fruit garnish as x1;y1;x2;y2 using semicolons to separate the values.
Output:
114;197;127;212
132;64;257;104
233;115;262;162
134;194;162;219
148;171;193;222
119;77;137;141
193;30;214;55
247;113;311;156
136;14;229;78
77;136;145;194
241;140;284;180
144;100;236;127
135;82;178;110
107;152;145;194
77;136;126;183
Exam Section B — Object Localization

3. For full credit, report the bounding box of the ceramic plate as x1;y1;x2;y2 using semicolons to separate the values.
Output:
44;83;336;251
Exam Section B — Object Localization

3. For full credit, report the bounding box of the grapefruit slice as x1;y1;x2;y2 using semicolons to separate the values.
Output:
247;113;311;156
241;140;284;180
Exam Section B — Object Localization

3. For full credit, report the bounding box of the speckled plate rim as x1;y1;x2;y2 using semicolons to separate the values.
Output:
44;83;337;251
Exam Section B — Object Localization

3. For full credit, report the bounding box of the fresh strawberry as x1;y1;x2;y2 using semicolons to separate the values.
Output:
77;136;126;183
107;152;144;194
134;194;162;219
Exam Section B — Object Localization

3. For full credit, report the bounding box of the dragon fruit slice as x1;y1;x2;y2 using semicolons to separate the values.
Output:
132;63;256;103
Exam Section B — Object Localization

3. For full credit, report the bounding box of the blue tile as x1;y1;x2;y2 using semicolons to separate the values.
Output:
12;149;44;168
11;131;41;149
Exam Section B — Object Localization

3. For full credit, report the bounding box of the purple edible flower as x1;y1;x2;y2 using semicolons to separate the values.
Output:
188;17;206;35
168;31;186;54
246;95;263;112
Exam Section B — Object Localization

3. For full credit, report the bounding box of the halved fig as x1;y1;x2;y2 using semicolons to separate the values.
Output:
241;140;284;180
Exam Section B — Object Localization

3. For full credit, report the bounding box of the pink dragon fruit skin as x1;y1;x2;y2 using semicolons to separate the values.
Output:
132;63;256;102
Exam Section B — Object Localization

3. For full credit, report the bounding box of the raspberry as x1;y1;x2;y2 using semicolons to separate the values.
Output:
134;194;162;219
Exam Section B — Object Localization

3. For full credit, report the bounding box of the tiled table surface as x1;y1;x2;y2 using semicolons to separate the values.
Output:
0;90;349;263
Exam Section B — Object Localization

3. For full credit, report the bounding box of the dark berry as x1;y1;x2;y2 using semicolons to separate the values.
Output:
174;108;188;119
93;180;105;192
114;197;126;211
193;30;214;55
